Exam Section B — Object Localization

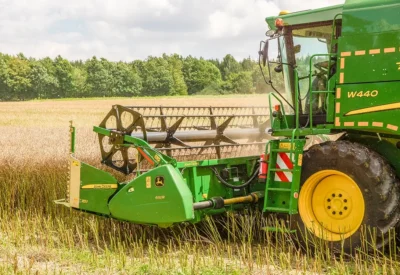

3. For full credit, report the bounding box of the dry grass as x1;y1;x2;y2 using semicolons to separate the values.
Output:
0;95;268;165
0;95;399;274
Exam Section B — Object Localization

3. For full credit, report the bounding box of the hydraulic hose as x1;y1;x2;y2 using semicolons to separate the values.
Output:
193;191;264;210
210;164;260;189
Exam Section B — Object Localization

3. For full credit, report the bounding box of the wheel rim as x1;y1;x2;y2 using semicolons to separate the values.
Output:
298;170;365;241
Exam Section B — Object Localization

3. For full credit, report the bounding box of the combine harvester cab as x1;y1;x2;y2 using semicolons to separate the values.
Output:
57;104;271;227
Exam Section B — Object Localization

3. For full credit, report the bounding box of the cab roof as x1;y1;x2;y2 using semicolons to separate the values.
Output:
265;0;399;30
266;4;343;29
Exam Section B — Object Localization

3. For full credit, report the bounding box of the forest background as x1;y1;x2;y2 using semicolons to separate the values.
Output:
0;53;294;101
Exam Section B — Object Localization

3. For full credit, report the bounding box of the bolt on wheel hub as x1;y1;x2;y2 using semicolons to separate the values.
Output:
324;190;351;219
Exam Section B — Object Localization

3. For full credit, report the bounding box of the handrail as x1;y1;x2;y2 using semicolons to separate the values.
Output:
330;13;342;75
294;69;300;132
307;53;337;130
290;129;300;160
330;13;343;52
268;92;289;128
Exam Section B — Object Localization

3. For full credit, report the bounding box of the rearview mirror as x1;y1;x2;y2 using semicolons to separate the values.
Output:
262;40;268;66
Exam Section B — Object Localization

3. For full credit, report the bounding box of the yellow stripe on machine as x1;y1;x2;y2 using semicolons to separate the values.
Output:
345;102;400;116
82;184;118;189
279;142;294;150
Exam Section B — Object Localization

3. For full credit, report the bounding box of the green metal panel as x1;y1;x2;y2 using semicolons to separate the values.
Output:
342;0;400;34
176;156;259;169
182;165;229;223
178;156;259;222
108;164;194;227
335;82;400;135
337;32;400;84
79;162;118;215
182;166;229;203
344;0;399;8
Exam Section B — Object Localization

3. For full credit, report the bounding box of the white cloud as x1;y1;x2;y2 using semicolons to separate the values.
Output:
207;0;280;39
0;0;345;61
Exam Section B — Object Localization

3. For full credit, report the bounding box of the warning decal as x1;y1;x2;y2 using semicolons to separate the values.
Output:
274;152;294;182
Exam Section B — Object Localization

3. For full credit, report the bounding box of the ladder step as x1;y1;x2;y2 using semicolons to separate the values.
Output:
266;188;292;192
270;149;294;153
269;168;293;172
265;207;290;213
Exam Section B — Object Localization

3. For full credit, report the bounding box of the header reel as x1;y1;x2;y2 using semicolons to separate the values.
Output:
98;105;271;174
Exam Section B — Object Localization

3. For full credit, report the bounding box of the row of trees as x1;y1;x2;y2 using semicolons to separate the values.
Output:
0;53;285;101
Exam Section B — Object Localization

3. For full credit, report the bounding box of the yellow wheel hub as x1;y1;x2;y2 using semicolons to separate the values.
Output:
298;170;365;241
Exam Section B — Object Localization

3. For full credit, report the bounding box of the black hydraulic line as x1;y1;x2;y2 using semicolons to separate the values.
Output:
210;164;260;189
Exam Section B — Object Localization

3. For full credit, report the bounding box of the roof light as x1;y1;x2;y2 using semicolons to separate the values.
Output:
279;10;290;16
275;18;284;28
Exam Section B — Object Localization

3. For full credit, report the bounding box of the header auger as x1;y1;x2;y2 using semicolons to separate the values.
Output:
57;0;400;254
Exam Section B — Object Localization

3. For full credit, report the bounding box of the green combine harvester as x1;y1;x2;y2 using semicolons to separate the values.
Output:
57;0;400;253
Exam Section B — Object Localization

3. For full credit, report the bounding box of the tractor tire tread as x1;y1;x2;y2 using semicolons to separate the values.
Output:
298;140;400;253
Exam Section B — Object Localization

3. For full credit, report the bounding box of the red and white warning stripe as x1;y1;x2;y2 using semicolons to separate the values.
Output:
274;152;294;182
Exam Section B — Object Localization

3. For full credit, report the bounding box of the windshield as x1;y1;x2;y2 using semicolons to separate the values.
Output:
292;24;332;114
265;23;334;115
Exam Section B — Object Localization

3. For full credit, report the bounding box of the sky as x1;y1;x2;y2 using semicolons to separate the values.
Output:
0;0;345;62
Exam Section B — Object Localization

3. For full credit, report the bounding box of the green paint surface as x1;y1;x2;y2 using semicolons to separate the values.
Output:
79;162;118;215
108;164;194;226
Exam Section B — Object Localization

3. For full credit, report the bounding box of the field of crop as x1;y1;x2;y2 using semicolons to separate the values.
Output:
1;95;400;274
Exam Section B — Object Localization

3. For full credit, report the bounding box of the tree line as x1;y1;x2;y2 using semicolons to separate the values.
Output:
0;53;285;101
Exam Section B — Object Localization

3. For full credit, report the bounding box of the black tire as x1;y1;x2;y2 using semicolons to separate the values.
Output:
294;140;400;254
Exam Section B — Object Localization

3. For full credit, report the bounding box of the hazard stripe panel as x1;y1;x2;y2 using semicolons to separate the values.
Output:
274;152;293;182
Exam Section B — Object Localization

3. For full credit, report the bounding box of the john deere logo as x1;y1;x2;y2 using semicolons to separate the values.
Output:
155;176;165;187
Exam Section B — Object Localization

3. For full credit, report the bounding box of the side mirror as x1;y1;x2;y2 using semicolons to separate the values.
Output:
262;40;268;66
